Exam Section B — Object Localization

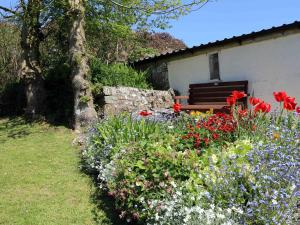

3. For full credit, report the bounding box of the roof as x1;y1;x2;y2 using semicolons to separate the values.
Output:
133;21;300;65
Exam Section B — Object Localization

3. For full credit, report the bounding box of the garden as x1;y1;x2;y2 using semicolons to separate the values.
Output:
82;91;300;225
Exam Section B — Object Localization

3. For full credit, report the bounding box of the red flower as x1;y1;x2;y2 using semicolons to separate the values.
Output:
273;91;287;102
238;107;248;117
173;103;181;113
203;138;209;145
296;106;300;113
226;96;236;106
212;133;219;140
139;110;152;116
283;96;297;111
249;97;261;106
254;101;271;113
232;91;247;100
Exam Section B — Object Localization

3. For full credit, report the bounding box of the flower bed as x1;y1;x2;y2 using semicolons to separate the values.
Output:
82;91;300;225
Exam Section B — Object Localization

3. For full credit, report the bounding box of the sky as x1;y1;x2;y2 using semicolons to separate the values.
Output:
1;0;300;47
164;0;300;47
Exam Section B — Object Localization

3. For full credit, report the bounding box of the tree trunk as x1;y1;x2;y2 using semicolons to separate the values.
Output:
68;0;97;130
19;0;45;118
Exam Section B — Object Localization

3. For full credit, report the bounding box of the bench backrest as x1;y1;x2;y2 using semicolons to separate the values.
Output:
188;80;248;106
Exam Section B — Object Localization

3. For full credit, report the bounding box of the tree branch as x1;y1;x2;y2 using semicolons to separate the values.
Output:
106;0;211;15
0;5;18;15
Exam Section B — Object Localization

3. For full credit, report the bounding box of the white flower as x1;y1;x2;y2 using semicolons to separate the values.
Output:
211;154;218;164
216;213;225;219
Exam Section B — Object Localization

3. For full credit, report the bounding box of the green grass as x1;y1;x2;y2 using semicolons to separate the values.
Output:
0;118;120;225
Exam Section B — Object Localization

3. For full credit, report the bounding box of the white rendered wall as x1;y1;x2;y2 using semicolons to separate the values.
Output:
168;33;300;108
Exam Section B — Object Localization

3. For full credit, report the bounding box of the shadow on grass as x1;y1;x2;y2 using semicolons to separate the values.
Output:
0;117;37;143
90;186;127;225
82;167;138;225
0;115;72;145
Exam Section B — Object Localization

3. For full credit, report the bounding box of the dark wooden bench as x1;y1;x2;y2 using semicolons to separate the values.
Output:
174;80;248;111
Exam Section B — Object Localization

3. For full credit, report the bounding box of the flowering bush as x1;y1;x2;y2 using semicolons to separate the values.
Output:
81;113;172;176
103;140;200;222
82;90;300;225
201;118;299;225
147;186;242;225
178;112;237;150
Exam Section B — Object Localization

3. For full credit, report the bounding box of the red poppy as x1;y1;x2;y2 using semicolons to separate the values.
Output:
296;106;300;113
226;96;236;106
173;103;181;113
249;97;261;106
232;91;247;100
254;101;271;113
273;91;287;102
283;96;297;111
139;110;152;116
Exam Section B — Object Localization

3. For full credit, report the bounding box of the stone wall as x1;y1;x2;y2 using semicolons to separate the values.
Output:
96;86;174;116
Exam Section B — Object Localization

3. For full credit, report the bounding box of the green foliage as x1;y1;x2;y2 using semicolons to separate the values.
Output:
0;23;21;92
79;95;91;104
90;58;152;89
83;114;171;173
105;140;200;221
85;0;199;62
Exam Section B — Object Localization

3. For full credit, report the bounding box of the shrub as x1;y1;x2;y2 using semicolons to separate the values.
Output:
147;186;243;225
90;58;152;89
82;90;300;225
82;113;173;175
103;140;200;222
44;62;73;123
177;112;237;151
201;119;300;225
0;82;25;116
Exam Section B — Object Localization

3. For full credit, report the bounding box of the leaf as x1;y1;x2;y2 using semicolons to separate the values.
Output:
135;160;146;170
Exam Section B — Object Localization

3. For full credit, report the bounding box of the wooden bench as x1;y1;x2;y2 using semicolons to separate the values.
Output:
174;80;248;111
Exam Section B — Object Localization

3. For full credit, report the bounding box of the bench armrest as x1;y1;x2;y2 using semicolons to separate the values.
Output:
174;95;189;104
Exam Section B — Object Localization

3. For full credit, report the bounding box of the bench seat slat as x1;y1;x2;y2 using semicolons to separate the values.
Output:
189;97;247;103
190;86;245;93
181;104;227;110
189;91;233;97
189;81;248;88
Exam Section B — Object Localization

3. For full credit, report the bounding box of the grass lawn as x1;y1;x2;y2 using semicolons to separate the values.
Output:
0;118;120;225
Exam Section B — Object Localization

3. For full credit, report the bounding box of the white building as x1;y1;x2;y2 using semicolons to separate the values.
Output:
134;21;300;107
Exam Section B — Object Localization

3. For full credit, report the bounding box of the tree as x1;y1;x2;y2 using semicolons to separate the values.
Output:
140;32;187;54
67;0;209;130
1;0;209;129
67;0;98;130
0;1;46;118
